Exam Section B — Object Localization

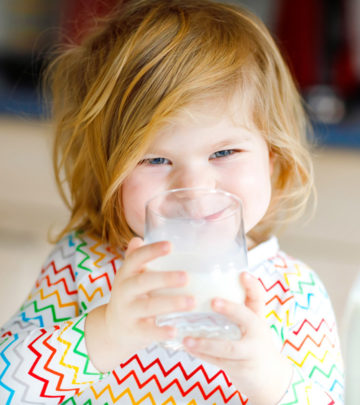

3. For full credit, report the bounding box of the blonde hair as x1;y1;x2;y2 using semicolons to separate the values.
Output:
46;0;314;249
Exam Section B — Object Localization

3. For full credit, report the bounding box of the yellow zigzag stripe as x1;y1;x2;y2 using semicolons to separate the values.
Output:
266;310;282;322
91;385;156;404
162;397;176;405
30;288;77;312
266;309;293;327
78;283;104;302
90;385;198;405
57;320;94;386
305;384;312;405
286;309;292;327
89;236;106;268
283;265;302;287
288;349;328;368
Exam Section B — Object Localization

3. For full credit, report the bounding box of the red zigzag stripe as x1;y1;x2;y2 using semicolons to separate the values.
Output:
113;369;247;404
121;354;232;386
293;319;335;336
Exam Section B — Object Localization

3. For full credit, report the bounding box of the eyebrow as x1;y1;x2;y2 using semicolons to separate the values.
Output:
145;132;254;156
211;134;253;149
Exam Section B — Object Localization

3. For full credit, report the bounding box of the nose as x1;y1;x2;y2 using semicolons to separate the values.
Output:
170;165;217;191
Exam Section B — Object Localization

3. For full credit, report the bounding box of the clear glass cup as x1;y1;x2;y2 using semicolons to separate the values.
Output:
144;188;248;350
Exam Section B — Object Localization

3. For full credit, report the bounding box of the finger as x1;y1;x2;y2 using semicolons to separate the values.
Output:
121;240;171;278
240;272;266;317
132;293;195;318
183;336;248;361
211;298;255;334
125;237;144;258
123;270;188;297
138;317;178;342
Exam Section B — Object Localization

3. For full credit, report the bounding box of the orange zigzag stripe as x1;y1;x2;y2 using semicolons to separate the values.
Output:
88;237;107;268
266;294;294;307
283;332;336;353
29;288;78;313
272;255;289;269
106;245;124;262
78;271;113;302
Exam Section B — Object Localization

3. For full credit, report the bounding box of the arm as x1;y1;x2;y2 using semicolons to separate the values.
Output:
277;262;344;404
0;233;104;404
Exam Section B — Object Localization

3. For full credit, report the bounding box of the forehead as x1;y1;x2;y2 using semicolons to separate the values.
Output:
147;100;258;150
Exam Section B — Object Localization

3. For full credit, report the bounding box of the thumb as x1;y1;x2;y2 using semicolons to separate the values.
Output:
125;237;144;258
240;272;266;317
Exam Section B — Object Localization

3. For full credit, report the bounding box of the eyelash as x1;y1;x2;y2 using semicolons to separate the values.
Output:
138;157;171;166
139;149;239;166
209;149;237;159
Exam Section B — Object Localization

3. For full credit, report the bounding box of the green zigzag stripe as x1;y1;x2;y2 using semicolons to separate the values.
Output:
75;231;92;273
309;363;342;380
270;324;285;342
0;336;10;348
61;396;93;404
61;398;93;405
282;370;305;405
71;314;107;378
61;397;77;405
292;273;315;295
21;300;72;323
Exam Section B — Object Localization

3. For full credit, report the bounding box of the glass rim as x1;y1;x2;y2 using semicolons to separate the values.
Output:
145;187;243;222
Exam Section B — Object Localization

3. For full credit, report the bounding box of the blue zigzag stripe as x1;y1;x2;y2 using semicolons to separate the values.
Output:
0;333;18;404
330;377;344;393
20;311;44;328
294;293;314;313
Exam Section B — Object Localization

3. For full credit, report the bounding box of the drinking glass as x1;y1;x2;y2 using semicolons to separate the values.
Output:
144;188;248;350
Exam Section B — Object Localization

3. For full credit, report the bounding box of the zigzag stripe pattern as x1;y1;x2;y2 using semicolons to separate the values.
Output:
0;232;344;404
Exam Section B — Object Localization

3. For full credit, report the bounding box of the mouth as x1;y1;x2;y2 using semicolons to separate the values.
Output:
203;208;227;221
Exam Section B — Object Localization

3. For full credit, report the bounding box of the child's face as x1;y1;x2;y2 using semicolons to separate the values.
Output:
122;111;273;239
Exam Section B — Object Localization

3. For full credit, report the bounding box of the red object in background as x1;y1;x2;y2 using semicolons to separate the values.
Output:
276;0;323;90
276;0;358;98
61;0;120;44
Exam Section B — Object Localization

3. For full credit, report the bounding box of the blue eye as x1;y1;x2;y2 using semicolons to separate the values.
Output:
210;149;236;159
140;157;171;165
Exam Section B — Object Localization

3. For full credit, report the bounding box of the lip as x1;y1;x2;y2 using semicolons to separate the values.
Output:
203;208;227;221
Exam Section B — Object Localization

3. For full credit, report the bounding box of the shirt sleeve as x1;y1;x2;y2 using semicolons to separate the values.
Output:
0;233;105;404
275;259;344;404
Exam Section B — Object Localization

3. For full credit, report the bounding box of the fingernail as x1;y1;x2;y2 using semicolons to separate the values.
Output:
161;242;171;252
214;298;225;309
184;338;196;348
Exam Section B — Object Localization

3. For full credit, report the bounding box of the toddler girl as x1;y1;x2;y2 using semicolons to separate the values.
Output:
0;0;344;403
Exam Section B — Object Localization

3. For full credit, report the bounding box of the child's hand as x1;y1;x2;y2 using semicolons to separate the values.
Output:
183;272;293;405
85;237;194;372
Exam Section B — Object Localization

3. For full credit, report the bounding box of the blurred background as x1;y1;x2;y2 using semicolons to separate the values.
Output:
0;0;359;338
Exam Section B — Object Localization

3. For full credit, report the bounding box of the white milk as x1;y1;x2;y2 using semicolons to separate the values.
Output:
148;248;246;312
